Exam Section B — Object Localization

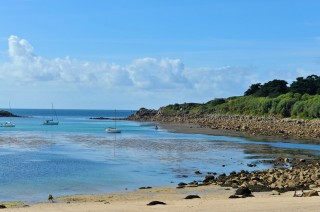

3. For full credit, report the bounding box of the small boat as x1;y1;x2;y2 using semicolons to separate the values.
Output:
1;102;15;127
0;121;15;127
43;119;59;125
43;104;59;125
105;128;121;133
105;110;121;133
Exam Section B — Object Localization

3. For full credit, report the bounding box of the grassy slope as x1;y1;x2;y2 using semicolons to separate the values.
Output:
160;93;320;119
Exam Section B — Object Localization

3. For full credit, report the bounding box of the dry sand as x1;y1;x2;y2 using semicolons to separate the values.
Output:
3;185;320;211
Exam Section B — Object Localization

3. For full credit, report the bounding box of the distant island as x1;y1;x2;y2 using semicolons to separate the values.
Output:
128;75;320;140
0;110;19;117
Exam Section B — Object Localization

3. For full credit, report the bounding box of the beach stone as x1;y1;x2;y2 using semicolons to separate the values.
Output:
195;171;202;175
139;186;152;189
271;190;280;195
184;195;200;199
309;184;318;189
178;182;187;186
203;175;215;184
228;195;241;199
48;194;54;202
0;204;6;209
235;187;252;196
147;201;166;206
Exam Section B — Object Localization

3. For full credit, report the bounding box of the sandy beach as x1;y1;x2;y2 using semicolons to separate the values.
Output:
3;185;320;211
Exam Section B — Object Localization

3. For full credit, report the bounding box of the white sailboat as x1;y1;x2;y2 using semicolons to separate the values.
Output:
0;121;15;127
43;104;59;125
105;110;121;133
0;102;15;127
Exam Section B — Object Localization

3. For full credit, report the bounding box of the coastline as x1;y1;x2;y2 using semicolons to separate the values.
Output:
127;108;320;142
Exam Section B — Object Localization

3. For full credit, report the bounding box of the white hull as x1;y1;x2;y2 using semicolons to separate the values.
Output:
105;128;121;133
0;122;15;127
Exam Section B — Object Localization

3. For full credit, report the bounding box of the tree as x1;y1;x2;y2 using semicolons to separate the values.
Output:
244;83;261;96
290;75;320;95
254;79;288;97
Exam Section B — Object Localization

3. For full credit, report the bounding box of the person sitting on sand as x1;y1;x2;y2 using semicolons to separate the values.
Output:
293;190;304;197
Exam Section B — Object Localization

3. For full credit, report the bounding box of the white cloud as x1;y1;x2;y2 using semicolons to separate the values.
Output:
1;35;318;109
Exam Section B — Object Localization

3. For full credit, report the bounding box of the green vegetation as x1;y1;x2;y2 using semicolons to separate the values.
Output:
160;75;320;119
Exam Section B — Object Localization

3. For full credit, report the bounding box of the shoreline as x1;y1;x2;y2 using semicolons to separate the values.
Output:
156;121;319;143
2;185;320;211
128;109;320;142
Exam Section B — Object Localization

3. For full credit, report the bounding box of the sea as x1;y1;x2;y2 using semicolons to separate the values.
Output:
0;109;320;202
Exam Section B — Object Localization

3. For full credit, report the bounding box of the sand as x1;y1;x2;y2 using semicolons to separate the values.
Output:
3;185;320;211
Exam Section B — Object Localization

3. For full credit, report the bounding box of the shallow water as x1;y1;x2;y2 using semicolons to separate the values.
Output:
0;109;319;202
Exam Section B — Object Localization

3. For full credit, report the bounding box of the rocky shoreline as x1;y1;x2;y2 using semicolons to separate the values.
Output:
127;108;320;140
127;108;320;196
188;158;319;194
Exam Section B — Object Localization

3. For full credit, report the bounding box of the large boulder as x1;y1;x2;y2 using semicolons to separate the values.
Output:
235;187;252;197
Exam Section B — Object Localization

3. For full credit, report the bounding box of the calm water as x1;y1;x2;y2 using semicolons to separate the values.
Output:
1;109;320;202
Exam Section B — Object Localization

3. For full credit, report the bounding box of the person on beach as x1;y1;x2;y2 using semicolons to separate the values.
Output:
48;194;54;202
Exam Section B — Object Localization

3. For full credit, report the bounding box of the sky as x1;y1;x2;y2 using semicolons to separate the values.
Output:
0;0;320;109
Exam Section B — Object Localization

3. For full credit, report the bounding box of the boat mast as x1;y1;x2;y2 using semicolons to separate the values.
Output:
9;101;12;122
114;109;117;129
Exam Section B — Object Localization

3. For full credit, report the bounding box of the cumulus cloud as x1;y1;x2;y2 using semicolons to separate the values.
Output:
2;35;311;104
0;36;192;91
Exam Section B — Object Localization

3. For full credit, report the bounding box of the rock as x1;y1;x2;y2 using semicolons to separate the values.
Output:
203;175;215;184
228;195;241;199
271;190;280;195
139;186;152;189
247;163;256;167
195;171;202;175
178;182;187;186
0;204;6;209
303;190;319;197
184;195;201;199
147;201;166;206
235;187;252;196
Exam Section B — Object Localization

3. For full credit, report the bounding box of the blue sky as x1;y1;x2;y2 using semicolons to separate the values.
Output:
0;0;320;109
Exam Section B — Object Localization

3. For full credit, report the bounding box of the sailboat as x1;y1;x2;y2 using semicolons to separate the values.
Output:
43;103;59;125
105;110;121;133
0;102;15;127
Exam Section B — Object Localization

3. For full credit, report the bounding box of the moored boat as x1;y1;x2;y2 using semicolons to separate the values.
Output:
105;110;121;133
43;104;59;125
0;121;15;127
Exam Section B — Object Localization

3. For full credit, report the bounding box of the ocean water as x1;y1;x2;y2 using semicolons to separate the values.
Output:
1;109;320;202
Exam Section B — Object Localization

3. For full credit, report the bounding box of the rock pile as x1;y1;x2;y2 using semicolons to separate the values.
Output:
203;159;320;193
